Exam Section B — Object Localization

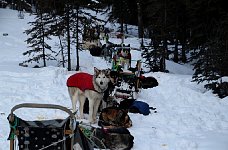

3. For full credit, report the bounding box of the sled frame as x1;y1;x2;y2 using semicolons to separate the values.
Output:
8;103;76;150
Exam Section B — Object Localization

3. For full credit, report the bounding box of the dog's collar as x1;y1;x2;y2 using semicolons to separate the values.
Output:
93;85;106;94
94;89;105;94
94;82;107;94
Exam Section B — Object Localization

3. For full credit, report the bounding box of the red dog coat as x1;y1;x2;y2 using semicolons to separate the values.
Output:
67;72;95;91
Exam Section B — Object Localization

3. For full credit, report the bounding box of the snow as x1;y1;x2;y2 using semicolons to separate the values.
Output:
1;8;228;150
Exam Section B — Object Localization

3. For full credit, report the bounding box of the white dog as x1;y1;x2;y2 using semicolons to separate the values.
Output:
67;67;110;123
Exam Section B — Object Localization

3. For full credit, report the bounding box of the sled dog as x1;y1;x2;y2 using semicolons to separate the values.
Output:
98;107;132;128
67;67;110;123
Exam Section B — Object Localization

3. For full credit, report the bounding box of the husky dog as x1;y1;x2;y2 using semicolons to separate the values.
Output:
67;67;110;123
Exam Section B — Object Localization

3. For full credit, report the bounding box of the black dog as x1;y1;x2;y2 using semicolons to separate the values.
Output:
140;76;158;89
119;99;157;115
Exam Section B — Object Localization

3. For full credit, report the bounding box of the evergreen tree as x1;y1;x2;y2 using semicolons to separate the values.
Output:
98;0;137;33
142;0;170;72
142;45;164;72
68;0;105;71
22;0;104;70
189;0;228;98
22;4;56;67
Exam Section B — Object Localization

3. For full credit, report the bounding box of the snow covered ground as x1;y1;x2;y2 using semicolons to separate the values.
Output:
1;8;228;150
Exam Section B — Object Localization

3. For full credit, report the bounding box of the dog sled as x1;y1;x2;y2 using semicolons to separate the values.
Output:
109;44;143;100
108;44;159;102
7;103;93;150
7;103;135;150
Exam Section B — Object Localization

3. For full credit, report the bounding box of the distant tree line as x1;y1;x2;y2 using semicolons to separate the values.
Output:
142;0;228;98
7;0;227;98
99;0;228;98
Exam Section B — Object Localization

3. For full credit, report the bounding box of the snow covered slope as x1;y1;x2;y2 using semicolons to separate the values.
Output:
0;8;228;150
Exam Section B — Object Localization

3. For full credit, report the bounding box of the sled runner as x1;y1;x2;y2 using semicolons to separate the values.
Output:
7;103;93;150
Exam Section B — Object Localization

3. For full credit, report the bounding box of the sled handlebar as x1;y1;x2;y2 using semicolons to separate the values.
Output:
9;103;75;121
8;103;77;150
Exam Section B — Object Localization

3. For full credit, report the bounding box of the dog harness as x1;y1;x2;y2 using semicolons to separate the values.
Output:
67;72;95;91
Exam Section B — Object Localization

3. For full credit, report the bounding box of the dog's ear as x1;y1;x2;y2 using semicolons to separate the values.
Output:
94;67;100;75
106;68;111;76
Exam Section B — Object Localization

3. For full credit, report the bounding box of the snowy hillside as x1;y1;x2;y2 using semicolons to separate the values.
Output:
0;8;228;150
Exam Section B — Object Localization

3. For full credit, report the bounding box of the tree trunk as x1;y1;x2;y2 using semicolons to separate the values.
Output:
181;40;187;63
181;1;187;63
76;6;80;71
41;12;46;67
58;35;65;68
66;3;71;71
174;5;179;63
161;0;167;71
174;38;179;63
161;42;167;71
120;2;124;34
125;24;128;34
137;1;143;38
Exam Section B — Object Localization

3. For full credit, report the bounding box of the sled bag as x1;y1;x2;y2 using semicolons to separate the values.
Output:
7;115;93;150
130;101;150;115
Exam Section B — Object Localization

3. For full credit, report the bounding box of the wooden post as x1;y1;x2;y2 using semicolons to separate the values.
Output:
10;139;14;150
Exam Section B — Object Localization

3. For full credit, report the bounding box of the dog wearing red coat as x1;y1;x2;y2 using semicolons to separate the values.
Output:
67;67;110;123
